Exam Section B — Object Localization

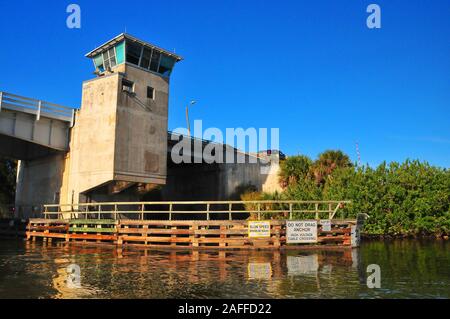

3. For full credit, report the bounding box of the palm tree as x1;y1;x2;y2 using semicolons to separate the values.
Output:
310;150;352;185
279;155;313;188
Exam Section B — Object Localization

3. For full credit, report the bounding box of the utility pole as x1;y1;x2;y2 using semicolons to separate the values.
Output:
355;141;362;167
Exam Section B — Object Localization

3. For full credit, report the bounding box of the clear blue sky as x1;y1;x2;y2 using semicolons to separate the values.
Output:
1;0;449;167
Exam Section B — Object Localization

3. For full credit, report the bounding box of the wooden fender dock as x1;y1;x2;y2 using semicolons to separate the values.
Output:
25;201;364;250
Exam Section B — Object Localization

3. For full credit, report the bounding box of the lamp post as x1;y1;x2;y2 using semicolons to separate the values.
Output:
186;100;196;136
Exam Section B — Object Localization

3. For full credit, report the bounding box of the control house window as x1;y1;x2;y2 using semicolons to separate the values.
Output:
122;79;134;93
102;47;116;70
147;86;155;100
124;40;177;77
140;48;152;69
126;42;141;65
93;55;104;72
92;43;124;73
149;50;161;72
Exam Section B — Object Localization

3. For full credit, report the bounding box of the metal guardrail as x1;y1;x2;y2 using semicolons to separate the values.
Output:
0;91;75;126
42;200;352;221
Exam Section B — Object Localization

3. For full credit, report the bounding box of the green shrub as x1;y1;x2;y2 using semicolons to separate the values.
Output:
275;151;450;236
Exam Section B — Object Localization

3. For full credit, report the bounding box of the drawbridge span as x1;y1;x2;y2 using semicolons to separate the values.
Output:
0;91;75;160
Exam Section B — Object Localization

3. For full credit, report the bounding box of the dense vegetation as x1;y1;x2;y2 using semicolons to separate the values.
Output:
0;157;16;204
0;157;16;217
246;150;450;237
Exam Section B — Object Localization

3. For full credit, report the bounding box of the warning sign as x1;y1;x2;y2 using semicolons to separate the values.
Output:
248;221;271;238
286;220;318;243
320;219;332;232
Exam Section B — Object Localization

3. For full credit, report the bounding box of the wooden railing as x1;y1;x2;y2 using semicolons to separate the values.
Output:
0;91;75;125
42;200;352;221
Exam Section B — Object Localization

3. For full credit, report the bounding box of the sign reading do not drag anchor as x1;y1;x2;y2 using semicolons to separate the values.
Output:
286;220;318;243
248;221;271;238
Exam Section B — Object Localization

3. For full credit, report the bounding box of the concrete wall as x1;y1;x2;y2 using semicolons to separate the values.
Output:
261;161;282;193
160;148;280;201
114;64;168;185
15;153;66;215
62;73;119;204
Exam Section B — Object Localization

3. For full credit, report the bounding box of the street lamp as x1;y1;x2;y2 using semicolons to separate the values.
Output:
186;100;196;136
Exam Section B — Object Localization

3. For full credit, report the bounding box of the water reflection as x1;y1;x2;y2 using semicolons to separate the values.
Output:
287;255;319;276
0;239;448;298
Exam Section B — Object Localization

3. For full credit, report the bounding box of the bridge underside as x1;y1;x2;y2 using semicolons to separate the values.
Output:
0;134;63;160
0;109;70;160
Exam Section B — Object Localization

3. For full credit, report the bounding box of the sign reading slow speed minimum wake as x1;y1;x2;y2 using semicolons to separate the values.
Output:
286;220;318;243
248;221;271;238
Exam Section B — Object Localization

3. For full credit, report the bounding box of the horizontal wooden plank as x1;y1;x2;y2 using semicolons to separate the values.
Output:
29;225;68;231
196;238;250;243
69;234;117;241
318;228;351;235
118;228;193;235
328;220;357;225
69;227;116;233
26;231;66;239
120;236;191;243
318;236;348;243
29;219;69;224
118;220;252;226
194;229;249;235
70;219;117;225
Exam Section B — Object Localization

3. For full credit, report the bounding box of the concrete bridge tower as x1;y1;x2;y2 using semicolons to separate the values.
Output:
65;34;183;203
15;34;182;209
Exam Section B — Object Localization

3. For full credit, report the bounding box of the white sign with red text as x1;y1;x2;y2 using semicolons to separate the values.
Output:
286;220;318;243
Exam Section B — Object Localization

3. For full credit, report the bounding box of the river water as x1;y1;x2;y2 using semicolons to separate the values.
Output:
0;239;448;299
